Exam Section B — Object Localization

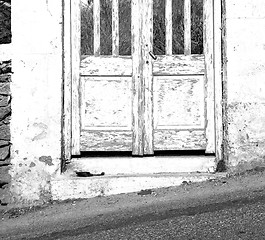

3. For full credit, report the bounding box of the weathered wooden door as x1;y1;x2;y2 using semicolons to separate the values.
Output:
72;0;214;156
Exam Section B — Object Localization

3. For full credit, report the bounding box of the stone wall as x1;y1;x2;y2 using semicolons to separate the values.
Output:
0;60;11;206
0;0;11;206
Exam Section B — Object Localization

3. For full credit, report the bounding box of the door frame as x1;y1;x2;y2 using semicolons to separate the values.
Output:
62;0;223;166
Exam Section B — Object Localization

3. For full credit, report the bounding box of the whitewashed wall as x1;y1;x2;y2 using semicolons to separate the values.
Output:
10;0;63;204
6;0;265;205
225;0;265;170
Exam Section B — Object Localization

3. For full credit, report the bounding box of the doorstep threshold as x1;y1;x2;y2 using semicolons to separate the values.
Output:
67;155;216;175
51;171;226;201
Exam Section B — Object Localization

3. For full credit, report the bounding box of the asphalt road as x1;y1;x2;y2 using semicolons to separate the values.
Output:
1;172;265;239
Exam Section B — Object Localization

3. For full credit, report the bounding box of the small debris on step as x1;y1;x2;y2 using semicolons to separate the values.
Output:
182;180;191;185
137;189;153;196
76;172;105;177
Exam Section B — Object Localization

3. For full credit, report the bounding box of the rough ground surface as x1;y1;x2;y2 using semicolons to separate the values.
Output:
0;169;264;239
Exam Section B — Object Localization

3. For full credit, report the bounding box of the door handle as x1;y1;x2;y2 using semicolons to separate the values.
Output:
149;51;157;60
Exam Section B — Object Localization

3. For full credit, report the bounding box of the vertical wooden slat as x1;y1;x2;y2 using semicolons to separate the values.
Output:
204;0;215;154
71;0;81;155
213;0;223;161
165;0;172;55
184;0;191;55
132;0;144;155
94;0;100;56
80;77;85;130
62;0;72;166
112;0;119;56
142;0;154;154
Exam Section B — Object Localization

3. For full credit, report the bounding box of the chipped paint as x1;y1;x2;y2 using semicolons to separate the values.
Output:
39;156;54;166
224;0;265;171
9;0;63;206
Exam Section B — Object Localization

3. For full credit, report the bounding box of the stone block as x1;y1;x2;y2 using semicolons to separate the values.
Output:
0;73;11;82
0;104;11;120
0;165;10;175
0;140;9;147
0;60;11;74
0;83;10;95
0;95;10;107
0;124;10;140
0;158;11;166
0;145;10;160
0;188;10;206
0;116;10;125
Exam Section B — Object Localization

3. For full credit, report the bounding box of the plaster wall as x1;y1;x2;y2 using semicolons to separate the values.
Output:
10;0;63;205
6;0;265;205
225;0;265;170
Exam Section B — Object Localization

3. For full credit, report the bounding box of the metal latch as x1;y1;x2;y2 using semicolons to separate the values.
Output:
149;51;157;60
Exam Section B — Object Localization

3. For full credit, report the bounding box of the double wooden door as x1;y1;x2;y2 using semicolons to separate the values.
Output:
72;0;215;156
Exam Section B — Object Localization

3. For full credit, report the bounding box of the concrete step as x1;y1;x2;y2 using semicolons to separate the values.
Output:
68;156;217;175
51;172;226;201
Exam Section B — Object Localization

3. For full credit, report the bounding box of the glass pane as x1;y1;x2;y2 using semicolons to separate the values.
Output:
81;0;94;55
153;0;166;55
119;0;131;55
100;0;112;55
191;0;203;54
172;0;184;55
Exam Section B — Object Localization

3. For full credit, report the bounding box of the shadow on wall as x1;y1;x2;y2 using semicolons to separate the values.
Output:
0;0;11;206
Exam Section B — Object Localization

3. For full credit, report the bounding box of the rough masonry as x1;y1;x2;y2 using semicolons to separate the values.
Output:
0;0;11;206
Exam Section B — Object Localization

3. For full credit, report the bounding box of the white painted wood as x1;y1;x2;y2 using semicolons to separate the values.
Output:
184;0;191;55
154;76;205;130
150;0;213;152
213;0;223;161
154;130;206;150
76;0;217;156
80;131;132;151
204;0;215;153
112;0;119;56
63;0;72;161
80;55;205;76
79;2;135;153
165;0;172;55
153;75;206;150
131;0;144;155
93;0;100;56
153;55;204;75
81;76;132;130
71;0;81;155
80;55;132;76
142;0;154;155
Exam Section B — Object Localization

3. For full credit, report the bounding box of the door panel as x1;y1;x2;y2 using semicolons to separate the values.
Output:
153;75;206;150
80;76;133;152
153;55;204;75
80;131;132;151
77;0;214;155
79;0;134;152
80;56;132;76
81;77;132;129
154;76;205;129
148;0;213;153
154;130;206;150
